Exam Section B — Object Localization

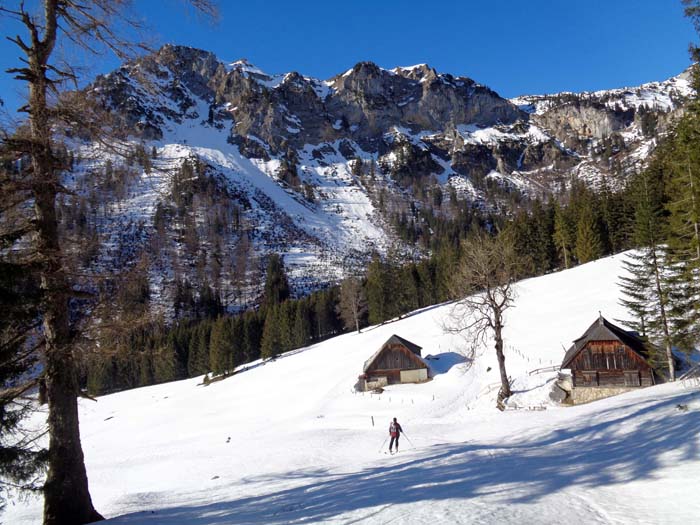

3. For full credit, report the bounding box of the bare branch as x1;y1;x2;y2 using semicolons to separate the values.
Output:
444;232;522;408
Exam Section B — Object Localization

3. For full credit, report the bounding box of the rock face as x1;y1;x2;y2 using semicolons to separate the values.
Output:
94;44;692;194
95;45;527;153
78;44;692;309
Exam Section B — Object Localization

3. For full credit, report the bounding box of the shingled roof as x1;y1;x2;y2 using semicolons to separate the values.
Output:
561;315;652;369
363;335;425;373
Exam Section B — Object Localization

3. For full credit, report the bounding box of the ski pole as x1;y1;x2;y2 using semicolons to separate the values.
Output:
377;433;389;453
401;431;416;449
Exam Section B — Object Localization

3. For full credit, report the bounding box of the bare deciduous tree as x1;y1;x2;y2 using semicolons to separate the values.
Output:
337;276;367;333
0;1;216;523
445;232;521;410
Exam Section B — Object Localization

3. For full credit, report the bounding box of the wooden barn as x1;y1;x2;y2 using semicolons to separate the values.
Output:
357;335;430;392
560;314;659;404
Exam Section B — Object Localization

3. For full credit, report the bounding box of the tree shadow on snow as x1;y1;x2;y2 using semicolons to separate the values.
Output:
107;391;700;524
425;352;467;375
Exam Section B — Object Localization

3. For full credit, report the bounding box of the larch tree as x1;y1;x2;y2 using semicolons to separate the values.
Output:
0;1;216;524
337;276;367;333
446;232;521;410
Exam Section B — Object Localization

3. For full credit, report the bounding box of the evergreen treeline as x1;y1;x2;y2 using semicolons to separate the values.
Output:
508;177;633;275
84;88;700;393
80;16;700;394
83;242;471;394
83;256;343;394
82;159;681;394
615;68;700;378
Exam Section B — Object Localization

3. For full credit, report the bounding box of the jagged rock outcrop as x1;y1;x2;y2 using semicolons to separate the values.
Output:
77;44;692;309
92;44;691;194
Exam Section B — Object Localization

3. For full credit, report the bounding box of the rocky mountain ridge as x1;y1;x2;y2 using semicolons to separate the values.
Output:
71;44;692;313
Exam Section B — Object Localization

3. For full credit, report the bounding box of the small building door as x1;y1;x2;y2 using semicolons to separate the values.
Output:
624;370;641;387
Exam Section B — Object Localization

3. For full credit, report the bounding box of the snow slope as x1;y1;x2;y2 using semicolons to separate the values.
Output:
7;252;700;524
510;69;693;115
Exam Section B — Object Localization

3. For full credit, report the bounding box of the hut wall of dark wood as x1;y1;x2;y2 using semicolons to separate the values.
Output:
365;344;425;385
570;341;654;388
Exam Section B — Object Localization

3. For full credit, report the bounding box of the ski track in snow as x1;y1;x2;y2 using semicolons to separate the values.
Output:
7;253;700;525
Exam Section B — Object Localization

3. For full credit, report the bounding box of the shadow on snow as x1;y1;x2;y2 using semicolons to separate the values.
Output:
108;391;700;524
425;352;467;376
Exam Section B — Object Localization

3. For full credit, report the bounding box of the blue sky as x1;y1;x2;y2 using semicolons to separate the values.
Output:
0;0;696;118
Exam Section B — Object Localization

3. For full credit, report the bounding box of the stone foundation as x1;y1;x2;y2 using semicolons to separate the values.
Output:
571;386;641;405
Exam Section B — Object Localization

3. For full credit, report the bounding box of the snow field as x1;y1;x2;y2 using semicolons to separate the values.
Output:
7;252;700;524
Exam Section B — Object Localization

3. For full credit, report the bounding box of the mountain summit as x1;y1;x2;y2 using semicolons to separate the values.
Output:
77;44;692;309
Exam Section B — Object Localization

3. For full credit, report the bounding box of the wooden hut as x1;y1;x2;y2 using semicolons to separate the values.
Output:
357;335;429;391
560;314;658;404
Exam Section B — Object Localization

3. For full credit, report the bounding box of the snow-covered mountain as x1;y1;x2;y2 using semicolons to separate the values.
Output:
67;45;693;310
7;252;700;524
511;70;693;186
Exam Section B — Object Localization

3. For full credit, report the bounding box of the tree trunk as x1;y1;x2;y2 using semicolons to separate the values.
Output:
493;312;511;410
24;3;103;521
686;161;700;262
650;246;675;381
34;182;103;525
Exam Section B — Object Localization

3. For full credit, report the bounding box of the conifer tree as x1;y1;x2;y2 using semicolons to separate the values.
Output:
553;202;576;269
260;306;281;359
209;317;234;376
293;300;313;348
434;241;460;301
599;175;630;253
366;254;389;325
618;253;652;336
187;323;211;376
230;318;245;369
278;300;296;353
416;258;438;307
243;311;263;362
263;254;290;308
619;169;675;378
313;289;338;340
575;206;603;264
394;263;419;317
0;249;47;510
152;341;180;384
664;116;700;351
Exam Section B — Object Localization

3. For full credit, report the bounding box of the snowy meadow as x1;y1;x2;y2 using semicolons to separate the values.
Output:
7;252;700;524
